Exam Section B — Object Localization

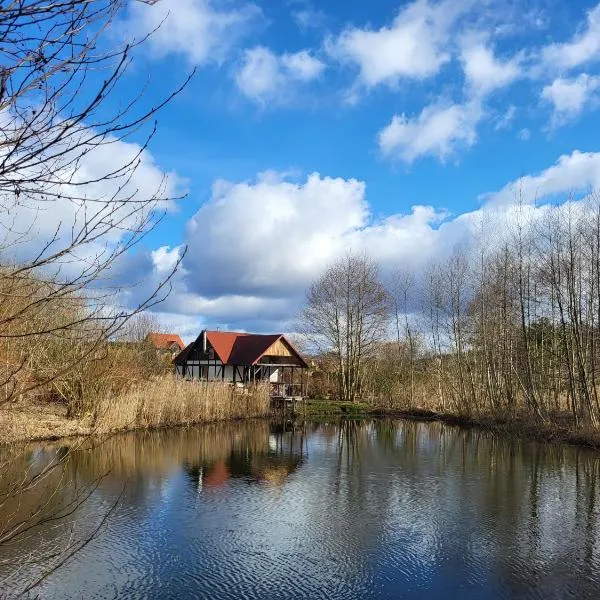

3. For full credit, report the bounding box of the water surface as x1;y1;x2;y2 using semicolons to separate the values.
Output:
1;419;599;599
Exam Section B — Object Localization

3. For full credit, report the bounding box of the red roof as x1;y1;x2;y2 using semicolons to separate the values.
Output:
204;331;307;367
147;332;185;351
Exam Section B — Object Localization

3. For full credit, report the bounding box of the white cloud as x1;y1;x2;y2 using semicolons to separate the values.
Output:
281;50;325;81
329;0;467;88
152;245;183;274
484;150;600;205
132;151;600;332
542;73;600;126
122;0;260;64
154;172;455;328
461;42;521;95
183;171;367;299
0;129;183;280
378;101;482;163
542;3;600;70
138;310;205;344
235;46;325;104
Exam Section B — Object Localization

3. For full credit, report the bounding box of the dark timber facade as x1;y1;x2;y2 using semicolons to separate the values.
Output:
173;330;309;400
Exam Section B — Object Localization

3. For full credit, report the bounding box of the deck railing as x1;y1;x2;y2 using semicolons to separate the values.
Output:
270;382;306;398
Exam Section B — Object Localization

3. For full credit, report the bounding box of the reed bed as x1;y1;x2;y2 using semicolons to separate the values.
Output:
94;376;271;434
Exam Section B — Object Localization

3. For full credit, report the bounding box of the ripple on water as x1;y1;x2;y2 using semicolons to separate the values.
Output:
2;420;599;600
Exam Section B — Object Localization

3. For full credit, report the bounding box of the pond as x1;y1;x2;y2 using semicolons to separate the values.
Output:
1;419;599;599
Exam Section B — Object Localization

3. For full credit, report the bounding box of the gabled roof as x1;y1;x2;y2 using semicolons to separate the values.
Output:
227;334;281;365
147;332;185;351
205;331;247;364
174;330;308;367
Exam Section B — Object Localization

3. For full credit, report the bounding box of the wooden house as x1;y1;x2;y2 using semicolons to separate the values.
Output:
174;330;308;399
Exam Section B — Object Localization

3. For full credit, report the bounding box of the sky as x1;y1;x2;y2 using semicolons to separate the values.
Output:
11;0;600;341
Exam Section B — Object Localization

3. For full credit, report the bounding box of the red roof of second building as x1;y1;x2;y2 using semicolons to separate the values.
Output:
147;332;185;350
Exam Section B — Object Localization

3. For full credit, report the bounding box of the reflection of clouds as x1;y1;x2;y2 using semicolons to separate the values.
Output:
1;420;599;598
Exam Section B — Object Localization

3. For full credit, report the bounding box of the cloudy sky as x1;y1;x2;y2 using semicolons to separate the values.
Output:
14;0;600;340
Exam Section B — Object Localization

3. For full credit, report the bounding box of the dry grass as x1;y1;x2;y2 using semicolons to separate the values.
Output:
0;400;93;444
94;376;271;434
0;377;271;444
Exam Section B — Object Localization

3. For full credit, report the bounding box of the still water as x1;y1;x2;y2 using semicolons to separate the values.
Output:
1;419;599;599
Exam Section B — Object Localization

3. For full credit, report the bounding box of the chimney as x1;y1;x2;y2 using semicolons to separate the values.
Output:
202;330;207;354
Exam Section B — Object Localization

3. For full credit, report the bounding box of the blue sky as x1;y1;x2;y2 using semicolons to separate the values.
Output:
22;0;600;339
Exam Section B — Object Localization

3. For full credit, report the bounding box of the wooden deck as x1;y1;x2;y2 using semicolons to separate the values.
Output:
270;382;305;399
270;382;307;412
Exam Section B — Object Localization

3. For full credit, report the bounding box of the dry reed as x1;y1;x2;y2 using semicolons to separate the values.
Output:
94;376;271;434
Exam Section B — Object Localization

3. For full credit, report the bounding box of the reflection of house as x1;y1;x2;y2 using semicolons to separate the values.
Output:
146;332;185;358
174;330;308;399
198;451;303;489
202;459;230;488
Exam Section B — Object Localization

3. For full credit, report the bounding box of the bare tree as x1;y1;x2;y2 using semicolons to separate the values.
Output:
0;0;192;406
301;254;390;402
0;1;191;594
389;267;417;405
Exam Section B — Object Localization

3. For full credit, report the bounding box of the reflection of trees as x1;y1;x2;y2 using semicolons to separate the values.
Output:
313;418;600;597
1;419;600;596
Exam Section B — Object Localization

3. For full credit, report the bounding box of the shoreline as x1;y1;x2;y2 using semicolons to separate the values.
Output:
304;401;600;451
3;399;600;452
379;410;600;450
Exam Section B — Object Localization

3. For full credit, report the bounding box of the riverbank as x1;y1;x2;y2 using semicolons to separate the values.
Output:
0;377;271;445
4;390;600;451
303;399;600;450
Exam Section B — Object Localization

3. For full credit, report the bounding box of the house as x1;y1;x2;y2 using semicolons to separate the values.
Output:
146;332;185;358
174;330;309;399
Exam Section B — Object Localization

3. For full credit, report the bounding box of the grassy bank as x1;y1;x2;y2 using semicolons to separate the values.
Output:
95;377;271;433
381;409;600;450
0;377;271;444
5;384;600;451
302;398;600;450
303;399;372;418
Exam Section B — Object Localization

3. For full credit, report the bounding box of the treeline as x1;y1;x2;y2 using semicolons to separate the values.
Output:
304;195;600;429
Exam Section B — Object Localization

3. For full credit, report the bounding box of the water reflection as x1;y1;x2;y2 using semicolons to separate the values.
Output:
184;421;306;491
0;419;599;599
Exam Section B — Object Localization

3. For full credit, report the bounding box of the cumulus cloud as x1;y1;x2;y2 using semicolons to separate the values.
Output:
183;171;367;298
378;101;482;163
460;42;522;96
483;150;600;205
235;47;325;104
122;0;260;65
542;3;600;71
0;130;183;282
329;0;467;88
542;74;600;126
146;151;600;332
